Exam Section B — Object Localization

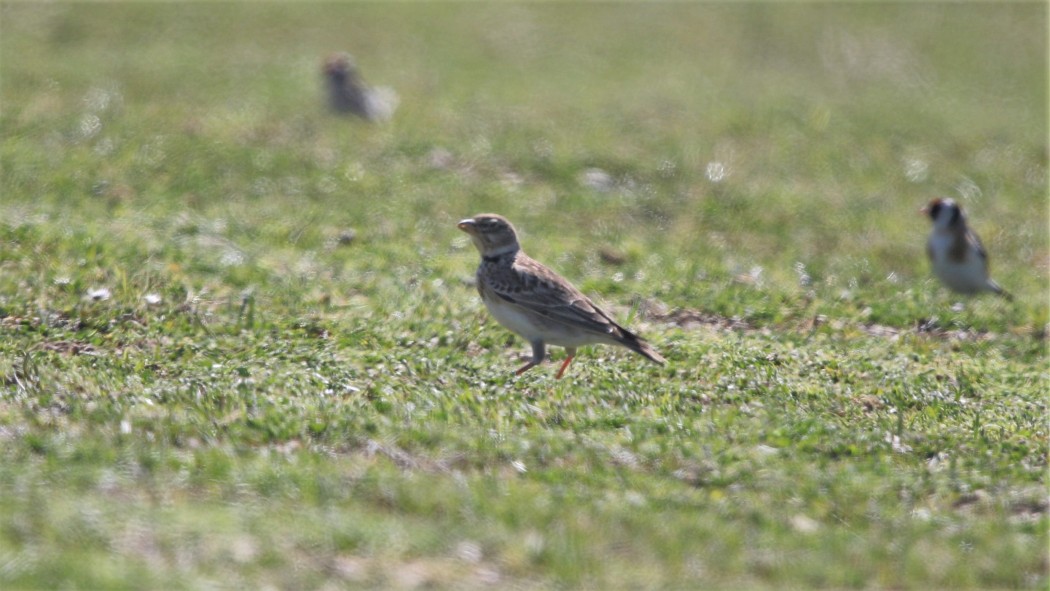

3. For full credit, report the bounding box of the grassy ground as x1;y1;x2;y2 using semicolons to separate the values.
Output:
1;3;1047;590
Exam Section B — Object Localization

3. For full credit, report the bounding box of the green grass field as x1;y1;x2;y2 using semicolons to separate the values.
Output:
1;3;1047;589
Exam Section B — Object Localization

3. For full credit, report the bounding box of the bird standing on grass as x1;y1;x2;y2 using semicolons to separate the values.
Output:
922;197;1011;299
322;52;398;122
457;213;666;379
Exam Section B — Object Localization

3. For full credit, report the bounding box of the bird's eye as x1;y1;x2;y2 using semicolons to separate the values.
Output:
929;203;942;218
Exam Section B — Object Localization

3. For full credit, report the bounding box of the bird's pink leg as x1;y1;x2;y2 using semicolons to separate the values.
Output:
554;353;576;380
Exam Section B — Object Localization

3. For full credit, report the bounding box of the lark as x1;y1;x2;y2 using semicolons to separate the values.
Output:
458;213;666;379
922;197;1010;299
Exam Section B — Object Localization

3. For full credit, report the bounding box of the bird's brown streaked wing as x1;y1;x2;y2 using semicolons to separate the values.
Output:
482;257;623;337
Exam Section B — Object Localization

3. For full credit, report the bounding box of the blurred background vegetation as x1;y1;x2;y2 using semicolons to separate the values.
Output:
1;3;1046;589
4;4;1046;320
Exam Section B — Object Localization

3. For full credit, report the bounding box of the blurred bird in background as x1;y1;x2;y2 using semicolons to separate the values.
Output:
323;52;398;122
922;197;1011;299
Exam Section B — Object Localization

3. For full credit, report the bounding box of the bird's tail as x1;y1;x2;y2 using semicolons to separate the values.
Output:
618;328;666;365
988;279;1013;301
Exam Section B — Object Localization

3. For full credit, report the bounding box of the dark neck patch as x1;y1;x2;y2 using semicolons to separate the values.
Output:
482;247;518;264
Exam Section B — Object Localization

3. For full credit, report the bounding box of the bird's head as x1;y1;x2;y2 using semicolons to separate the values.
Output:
457;214;520;257
323;52;358;82
922;197;963;231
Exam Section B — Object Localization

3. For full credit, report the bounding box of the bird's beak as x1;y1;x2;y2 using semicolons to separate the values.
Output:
919;205;929;216
457;219;475;233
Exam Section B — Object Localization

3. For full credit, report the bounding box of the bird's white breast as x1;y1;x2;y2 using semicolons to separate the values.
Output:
927;232;990;293
482;295;545;342
481;291;612;348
